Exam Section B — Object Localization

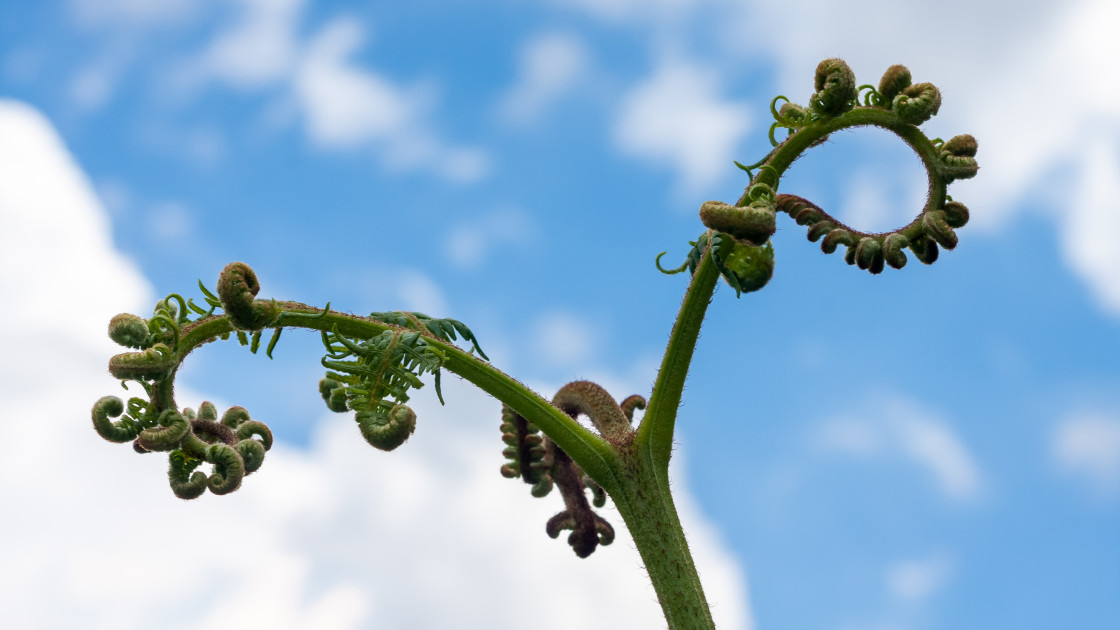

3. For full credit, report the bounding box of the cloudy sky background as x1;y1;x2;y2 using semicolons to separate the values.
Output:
1;1;1118;629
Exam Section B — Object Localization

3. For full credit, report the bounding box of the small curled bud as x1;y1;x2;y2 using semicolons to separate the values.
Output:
942;201;970;228
821;228;856;254
545;510;615;559
943;134;977;157
108;313;150;349
357;403;417;451
108;344;175;381
153;298;178;319
319;378;349;413
922;210;959;249
893;82;941;125
793;207;823;225
217;262;280;331
938;135;979;181
552;381;633;444
883;234;910;269
717;237;774;295
619;395;647;422
235;420;273;451
137;409;189;452
854;238;885;274
92;396;139;443
168;450;206;500
778;101;808;122
807;221;837;242
878;64;912;102
909;235;940;264
585;477;608;508
812;58;857;115
197;401;218;421
531;476;555;498
205;443;245;495
499;405;553;491
220;406;251;428
699;200;776;246
236;439;266;474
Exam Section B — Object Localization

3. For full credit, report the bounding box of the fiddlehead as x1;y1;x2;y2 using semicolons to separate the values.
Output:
92;262;485;499
216;262;281;331
552;381;633;446
499;384;643;557
658;230;774;297
811;57;858;116
317;326;444;451
92;395;140;443
672;58;978;280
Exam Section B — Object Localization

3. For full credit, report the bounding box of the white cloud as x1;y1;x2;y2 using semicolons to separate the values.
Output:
395;268;449;316
292;18;489;182
614;57;751;197
834;151;929;234
197;0;305;88
184;9;488;182
0;100;751;629
813;397;983;502
0;99;152;346
885;553;954;602
1062;138;1120;313
813;417;883;456
890;412;982;502
147;200;195;240
1053;413;1120;498
445;207;535;269
293;19;414;147
838;170;897;234
499;32;589;126
532;311;599;368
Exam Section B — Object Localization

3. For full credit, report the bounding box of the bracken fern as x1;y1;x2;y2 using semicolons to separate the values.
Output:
92;59;976;630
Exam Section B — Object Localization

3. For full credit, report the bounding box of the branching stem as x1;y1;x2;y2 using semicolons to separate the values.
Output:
92;59;978;630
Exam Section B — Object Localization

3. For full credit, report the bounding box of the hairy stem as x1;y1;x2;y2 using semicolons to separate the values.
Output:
175;297;715;625
740;106;947;214
612;443;715;630
176;304;625;492
639;246;720;470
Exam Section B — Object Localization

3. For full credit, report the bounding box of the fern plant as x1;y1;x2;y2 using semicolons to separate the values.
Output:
91;59;977;630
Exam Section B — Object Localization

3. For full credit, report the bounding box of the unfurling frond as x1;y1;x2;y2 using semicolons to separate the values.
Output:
499;383;642;558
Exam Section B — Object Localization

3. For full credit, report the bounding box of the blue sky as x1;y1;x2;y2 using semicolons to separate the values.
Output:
1;1;1118;629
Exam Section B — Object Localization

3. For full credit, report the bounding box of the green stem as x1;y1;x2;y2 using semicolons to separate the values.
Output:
639;246;720;470
441;344;624;492
176;305;624;491
740;106;947;212
174;288;720;627
612;444;715;630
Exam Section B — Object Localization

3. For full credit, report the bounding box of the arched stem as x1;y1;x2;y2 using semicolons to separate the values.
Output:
175;303;625;494
638;245;720;472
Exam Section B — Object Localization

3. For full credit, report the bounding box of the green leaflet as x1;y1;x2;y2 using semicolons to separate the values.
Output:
319;326;446;450
369;311;489;360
